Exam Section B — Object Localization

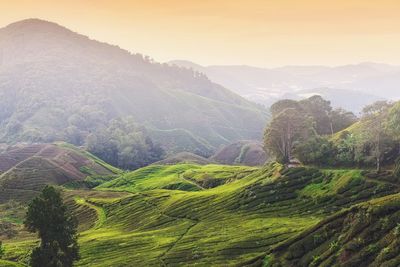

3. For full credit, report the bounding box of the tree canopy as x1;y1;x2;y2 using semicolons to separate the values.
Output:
264;95;357;164
24;186;79;267
85;117;165;170
265;96;400;171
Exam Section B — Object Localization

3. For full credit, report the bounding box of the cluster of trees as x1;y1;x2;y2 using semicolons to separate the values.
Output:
264;95;357;163
85;117;165;170
264;96;400;171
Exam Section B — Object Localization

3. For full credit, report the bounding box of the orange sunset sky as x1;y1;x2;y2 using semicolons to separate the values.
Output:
1;0;400;67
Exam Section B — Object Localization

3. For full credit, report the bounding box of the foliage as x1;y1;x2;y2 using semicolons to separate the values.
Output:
330;108;358;133
394;157;400;178
264;107;313;163
0;19;268;157
98;163;258;192
24;186;79;267
268;98;400;169
271;193;400;267
294;136;335;166
0;241;4;258
85;117;165;170
360;101;394;171
386;102;400;137
265;95;359;164
3;163;400;266
299;95;333;135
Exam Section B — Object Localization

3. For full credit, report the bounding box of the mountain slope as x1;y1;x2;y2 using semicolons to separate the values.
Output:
268;193;400;267
0;19;267;154
3;163;400;266
0;143;120;203
211;140;268;166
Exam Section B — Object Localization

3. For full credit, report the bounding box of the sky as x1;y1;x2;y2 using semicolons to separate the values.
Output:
1;0;400;67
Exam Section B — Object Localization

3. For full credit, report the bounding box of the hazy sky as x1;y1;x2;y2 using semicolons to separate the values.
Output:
1;0;400;67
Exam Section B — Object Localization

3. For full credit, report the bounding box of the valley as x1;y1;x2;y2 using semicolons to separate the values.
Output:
1;145;400;266
0;11;399;267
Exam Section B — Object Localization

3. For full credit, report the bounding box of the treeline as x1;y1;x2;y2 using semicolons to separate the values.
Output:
264;96;400;171
1;99;165;170
85;117;164;170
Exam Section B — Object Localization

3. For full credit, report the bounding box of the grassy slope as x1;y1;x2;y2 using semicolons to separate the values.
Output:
54;142;122;175
0;260;24;267
3;163;400;266
0;143;121;204
97;164;258;192
211;140;267;166
153;152;214;165
268;193;400;267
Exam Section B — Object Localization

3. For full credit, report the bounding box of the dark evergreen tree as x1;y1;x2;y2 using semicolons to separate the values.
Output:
24;186;79;267
0;241;4;258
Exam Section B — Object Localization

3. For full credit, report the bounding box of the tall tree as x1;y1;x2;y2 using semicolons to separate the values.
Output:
300;95;333;135
0;241;4;258
25;186;79;267
361;101;392;172
270;99;301;116
330;108;358;134
264;108;312;163
385;102;400;155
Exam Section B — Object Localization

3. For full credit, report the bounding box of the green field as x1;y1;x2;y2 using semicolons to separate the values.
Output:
1;163;399;266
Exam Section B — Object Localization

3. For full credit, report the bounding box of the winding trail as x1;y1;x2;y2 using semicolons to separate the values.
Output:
74;197;107;229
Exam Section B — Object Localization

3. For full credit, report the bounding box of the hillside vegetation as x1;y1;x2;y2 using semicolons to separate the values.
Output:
0;19;267;158
211;140;268;166
267;193;400;267
153;152;213;165
2;162;399;266
0;143;120;204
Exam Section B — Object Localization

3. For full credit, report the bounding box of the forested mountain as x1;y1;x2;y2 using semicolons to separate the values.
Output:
4;17;400;267
3;95;400;266
0;19;267;158
169;60;396;112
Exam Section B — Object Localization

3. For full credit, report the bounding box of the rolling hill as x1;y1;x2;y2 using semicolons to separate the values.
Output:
153;152;214;165
0;19;268;155
268;193;400;267
211;140;268;166
0;143;120;204
2;162;400;266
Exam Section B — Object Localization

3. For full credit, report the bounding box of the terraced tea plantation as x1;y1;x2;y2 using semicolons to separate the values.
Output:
2;158;400;266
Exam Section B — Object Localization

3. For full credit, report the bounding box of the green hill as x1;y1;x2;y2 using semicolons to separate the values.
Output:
0;19;268;156
97;163;258;192
153;152;213;165
0;260;24;267
211;140;268;166
2;163;399;266
267;193;400;267
0;143;120;204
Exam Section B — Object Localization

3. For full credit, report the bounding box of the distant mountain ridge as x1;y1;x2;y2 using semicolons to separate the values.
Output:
0;19;268;155
169;60;399;112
